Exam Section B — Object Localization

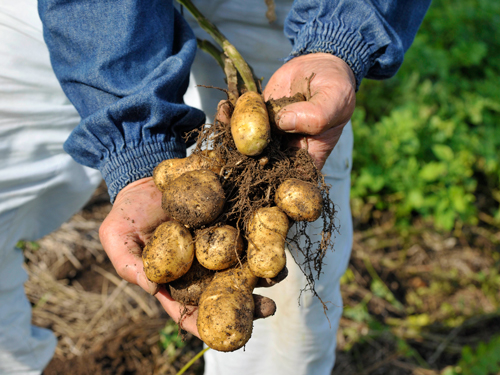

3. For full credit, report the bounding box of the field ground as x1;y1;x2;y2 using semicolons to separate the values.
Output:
26;184;500;375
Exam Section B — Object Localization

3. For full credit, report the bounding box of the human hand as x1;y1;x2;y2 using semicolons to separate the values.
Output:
99;177;282;339
263;53;356;170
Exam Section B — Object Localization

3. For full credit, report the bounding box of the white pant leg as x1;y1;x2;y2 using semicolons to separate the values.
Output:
0;1;101;373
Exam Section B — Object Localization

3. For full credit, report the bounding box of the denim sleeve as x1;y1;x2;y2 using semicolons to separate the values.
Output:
284;0;432;89
38;0;205;202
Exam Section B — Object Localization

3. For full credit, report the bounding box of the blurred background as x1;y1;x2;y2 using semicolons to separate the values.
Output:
24;0;500;374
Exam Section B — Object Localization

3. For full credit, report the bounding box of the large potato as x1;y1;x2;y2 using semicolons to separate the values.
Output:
153;151;223;192
142;221;194;284
246;206;289;278
275;178;323;222
197;263;258;352
162;170;225;228
195;225;244;271
230;91;271;156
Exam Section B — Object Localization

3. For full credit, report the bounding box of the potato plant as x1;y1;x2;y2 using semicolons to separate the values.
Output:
141;0;337;352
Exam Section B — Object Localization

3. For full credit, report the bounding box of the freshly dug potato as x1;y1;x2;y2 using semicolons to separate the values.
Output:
153;151;223;192
168;258;215;305
162;170;225;228
142;220;194;284
230;91;271;156
246;206;289;278
195;225;244;271
197;263;258;352
275;178;323;222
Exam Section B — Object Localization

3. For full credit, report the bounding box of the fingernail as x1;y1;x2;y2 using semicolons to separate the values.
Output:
137;273;159;295
277;111;297;132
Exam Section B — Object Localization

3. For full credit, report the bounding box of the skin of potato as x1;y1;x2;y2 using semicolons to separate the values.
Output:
142;221;195;284
275;179;323;222
230;91;271;156
162;170;225;228
153;151;222;192
246;207;289;278
195;225;244;271
197;264;258;352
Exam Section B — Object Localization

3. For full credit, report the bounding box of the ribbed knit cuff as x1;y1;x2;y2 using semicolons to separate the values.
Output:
286;20;373;90
101;142;185;202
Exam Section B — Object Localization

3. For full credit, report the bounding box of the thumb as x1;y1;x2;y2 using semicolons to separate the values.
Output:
276;86;354;136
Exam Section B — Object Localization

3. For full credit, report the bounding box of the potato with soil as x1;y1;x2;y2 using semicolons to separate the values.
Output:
230;91;271;156
247;206;289;278
142;221;194;284
275;178;323;222
197;263;258;352
153;151;223;192
168;259;215;305
195;225;244;271
162;170;225;228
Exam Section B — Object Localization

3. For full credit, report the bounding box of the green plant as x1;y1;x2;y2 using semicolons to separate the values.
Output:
441;334;500;375
351;0;500;230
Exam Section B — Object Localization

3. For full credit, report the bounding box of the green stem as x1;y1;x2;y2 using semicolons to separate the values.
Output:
176;346;210;375
197;39;225;70
176;0;258;93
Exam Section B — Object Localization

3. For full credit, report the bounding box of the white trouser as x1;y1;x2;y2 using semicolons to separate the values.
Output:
0;1;102;373
183;1;354;374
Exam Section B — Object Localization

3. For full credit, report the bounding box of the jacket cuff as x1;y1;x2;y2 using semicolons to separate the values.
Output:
101;142;185;202
286;20;372;90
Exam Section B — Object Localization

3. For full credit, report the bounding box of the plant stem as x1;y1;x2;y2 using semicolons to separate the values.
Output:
176;0;258;93
176;346;210;375
197;39;225;69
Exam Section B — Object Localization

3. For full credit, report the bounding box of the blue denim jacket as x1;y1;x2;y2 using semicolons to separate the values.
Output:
38;0;430;202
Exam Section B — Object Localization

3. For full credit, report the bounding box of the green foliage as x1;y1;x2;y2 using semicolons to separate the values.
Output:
160;320;186;358
442;335;500;375
352;0;500;230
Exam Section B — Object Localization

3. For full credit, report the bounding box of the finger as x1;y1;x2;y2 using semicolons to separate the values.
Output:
275;84;354;135
287;124;346;170
155;287;201;338
253;294;277;320
256;266;288;288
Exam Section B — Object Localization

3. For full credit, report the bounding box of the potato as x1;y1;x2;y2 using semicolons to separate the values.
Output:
230;91;271;156
195;225;244;270
168;258;215;305
162;170;225;228
153;151;223;192
197;263;258;352
275;178;323;222
246;206;289;278
142;221;194;284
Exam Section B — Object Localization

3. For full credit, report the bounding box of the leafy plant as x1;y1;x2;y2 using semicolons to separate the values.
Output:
351;0;500;230
441;334;500;375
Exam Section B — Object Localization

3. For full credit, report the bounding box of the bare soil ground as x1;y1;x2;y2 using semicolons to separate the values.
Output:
26;183;500;375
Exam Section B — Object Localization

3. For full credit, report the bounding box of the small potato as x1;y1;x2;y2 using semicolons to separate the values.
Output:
197;263;258;352
168;258;215;306
275;179;323;222
142;221;194;284
162;170;225;228
153;151;223;192
246;206;289;278
195;225;244;271
230;91;271;156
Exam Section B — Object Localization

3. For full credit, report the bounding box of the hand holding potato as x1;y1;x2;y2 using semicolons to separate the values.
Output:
99;178;282;339
263;53;356;170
